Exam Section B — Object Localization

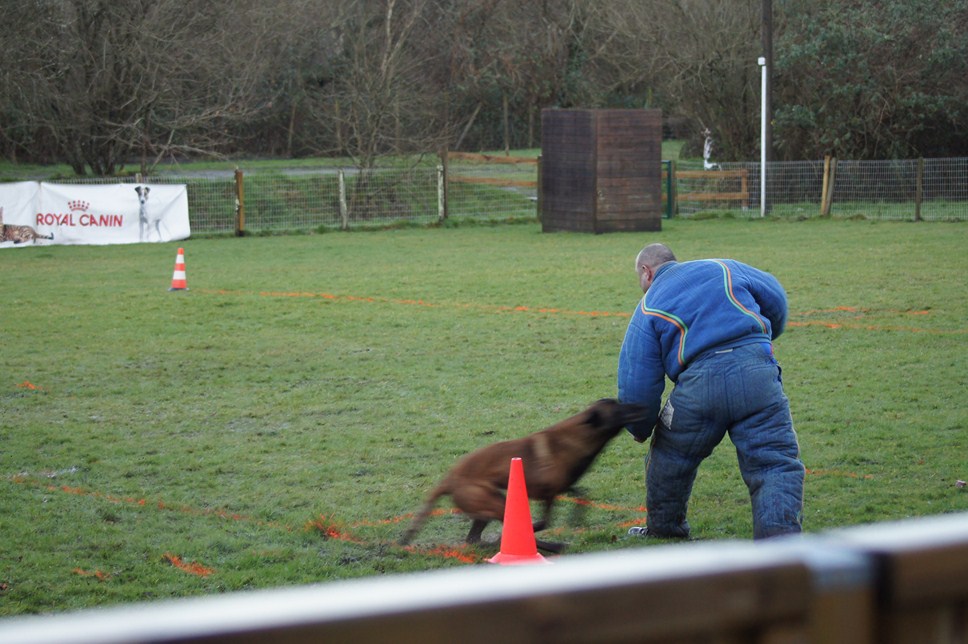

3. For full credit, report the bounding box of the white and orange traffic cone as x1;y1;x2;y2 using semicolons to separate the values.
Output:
169;247;188;291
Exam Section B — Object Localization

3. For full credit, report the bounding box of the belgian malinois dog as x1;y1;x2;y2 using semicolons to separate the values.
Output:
399;398;649;552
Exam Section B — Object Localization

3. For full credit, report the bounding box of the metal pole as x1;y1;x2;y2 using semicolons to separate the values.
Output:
762;0;773;167
758;57;767;218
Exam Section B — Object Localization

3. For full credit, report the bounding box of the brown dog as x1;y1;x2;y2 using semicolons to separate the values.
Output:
399;398;649;551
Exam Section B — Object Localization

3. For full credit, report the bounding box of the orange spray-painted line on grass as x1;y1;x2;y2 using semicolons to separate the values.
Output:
163;553;215;577
798;306;933;317
51;483;292;533
56;484;148;507
305;515;365;544
405;545;480;564
6;469;873;568
787;320;963;334
302;515;482;564
73;568;111;581
559;495;647;514
10;476;616;567
806;468;874;480
200;289;966;334
254;290;629;319
355;508;459;528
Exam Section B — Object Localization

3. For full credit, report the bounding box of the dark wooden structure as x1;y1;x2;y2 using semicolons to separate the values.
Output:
540;109;662;233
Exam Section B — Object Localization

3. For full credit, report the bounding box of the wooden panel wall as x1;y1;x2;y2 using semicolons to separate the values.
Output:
541;109;662;233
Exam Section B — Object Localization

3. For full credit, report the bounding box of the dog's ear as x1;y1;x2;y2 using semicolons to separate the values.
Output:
135;186;142;197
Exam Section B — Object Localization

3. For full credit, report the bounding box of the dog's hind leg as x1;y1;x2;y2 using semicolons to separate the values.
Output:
452;483;505;544
565;486;591;526
399;508;430;545
532;498;556;533
532;499;568;554
535;538;566;554
399;485;447;545
465;519;490;544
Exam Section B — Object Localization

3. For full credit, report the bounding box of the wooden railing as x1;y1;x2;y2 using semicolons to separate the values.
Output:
2;512;966;643
442;151;538;188
677;168;750;204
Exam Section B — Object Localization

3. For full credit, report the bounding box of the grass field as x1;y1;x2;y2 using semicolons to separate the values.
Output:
2;218;966;616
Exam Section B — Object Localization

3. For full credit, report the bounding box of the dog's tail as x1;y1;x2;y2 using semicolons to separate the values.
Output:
398;482;449;546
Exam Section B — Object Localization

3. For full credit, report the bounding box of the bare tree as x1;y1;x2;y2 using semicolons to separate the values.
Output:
299;0;452;167
3;0;301;175
4;0;964;167
565;2;672;108
647;0;763;161
438;0;584;152
492;0;580;150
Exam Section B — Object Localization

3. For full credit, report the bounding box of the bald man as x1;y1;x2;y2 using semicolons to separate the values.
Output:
618;243;804;540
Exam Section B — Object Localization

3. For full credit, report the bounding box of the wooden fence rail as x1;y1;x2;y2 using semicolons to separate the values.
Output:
677;168;750;204
2;512;966;644
441;153;749;218
441;151;538;189
444;151;539;166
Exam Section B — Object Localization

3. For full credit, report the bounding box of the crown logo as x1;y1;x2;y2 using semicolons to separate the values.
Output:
68;199;90;212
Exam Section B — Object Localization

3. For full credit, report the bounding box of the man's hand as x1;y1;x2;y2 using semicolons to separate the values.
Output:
626;426;652;443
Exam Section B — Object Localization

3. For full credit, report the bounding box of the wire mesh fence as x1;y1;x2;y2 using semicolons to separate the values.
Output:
239;168;442;232
16;156;968;234
676;158;968;221
45;168;438;233
444;152;538;221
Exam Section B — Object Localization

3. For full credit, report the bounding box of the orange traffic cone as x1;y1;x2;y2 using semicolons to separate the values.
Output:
169;247;188;291
488;457;550;565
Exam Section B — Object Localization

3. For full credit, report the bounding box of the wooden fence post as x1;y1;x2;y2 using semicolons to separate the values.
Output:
820;156;830;217
821;156;837;217
439;150;449;221
536;155;542;222
915;158;924;222
338;170;348;230
437;164;445;222
670;160;678;216
234;168;245;236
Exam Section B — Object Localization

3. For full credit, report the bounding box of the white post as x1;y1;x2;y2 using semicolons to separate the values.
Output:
338;169;348;230
437;164;445;222
758;56;767;217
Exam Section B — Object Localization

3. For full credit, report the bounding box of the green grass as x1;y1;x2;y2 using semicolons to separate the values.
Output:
1;218;966;616
0;152;409;181
0;142;689;181
681;201;968;223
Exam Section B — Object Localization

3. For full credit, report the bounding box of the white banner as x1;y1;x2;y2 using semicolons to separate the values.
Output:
0;182;190;247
